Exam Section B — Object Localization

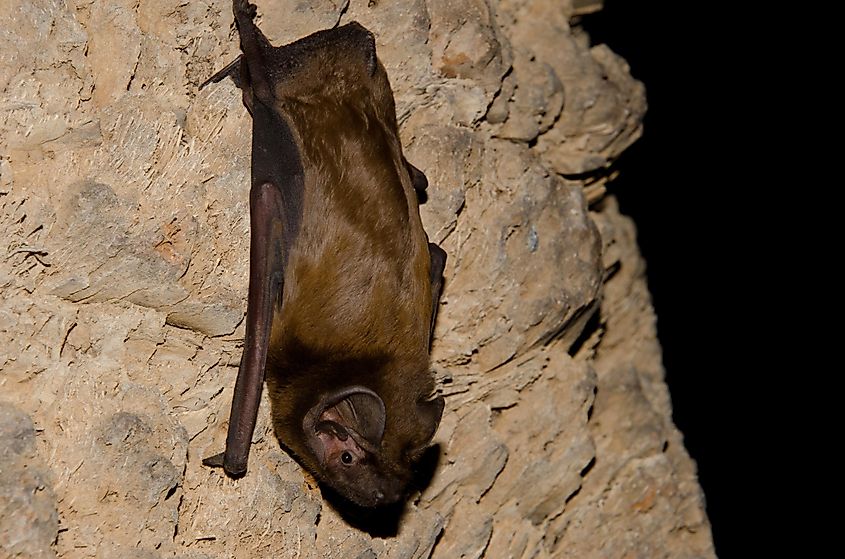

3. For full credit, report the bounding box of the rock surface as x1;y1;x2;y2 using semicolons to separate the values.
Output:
0;0;714;557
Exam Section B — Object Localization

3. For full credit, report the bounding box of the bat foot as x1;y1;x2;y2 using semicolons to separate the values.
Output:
234;0;258;21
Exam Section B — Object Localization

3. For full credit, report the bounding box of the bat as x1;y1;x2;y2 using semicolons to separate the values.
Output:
201;0;446;508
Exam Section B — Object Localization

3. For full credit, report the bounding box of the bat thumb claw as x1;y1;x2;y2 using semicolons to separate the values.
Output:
202;452;226;468
199;56;243;91
203;452;248;478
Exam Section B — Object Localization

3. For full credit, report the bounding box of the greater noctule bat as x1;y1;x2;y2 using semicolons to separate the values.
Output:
201;0;446;508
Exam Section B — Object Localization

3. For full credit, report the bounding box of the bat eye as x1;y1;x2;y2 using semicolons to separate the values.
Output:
341;451;353;465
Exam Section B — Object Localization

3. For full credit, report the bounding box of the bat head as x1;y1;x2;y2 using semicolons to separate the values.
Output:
302;386;443;507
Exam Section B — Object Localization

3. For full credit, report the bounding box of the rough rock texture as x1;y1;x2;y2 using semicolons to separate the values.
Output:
0;1;715;557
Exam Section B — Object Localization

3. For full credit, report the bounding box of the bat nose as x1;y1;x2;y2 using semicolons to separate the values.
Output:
372;482;404;505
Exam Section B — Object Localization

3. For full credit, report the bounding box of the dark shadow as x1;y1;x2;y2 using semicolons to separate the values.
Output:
415;184;429;204
581;2;737;555
410;442;442;494
318;485;405;537
579;455;596;478
567;308;603;357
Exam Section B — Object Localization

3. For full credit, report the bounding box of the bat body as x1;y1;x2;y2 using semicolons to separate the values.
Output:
203;1;446;508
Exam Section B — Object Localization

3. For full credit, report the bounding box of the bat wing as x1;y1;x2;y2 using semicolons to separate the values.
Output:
203;99;303;477
203;3;305;477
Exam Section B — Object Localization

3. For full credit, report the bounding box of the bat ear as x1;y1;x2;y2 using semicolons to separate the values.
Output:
326;388;386;447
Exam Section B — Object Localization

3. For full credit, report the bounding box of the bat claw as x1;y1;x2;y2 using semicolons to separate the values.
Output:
202;452;226;468
199;56;242;90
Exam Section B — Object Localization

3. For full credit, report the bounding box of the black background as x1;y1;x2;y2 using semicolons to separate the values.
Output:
583;2;747;555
